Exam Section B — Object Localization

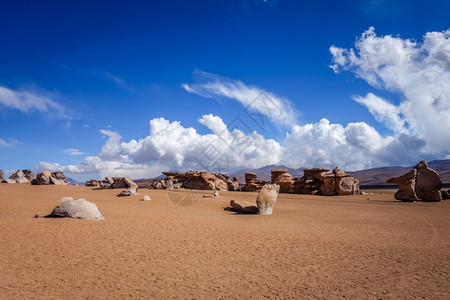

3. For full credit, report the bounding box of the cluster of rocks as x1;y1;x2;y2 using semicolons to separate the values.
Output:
86;177;138;196
243;167;360;195
229;184;280;214
1;169;69;185
387;160;449;202
243;172;266;192
149;171;239;191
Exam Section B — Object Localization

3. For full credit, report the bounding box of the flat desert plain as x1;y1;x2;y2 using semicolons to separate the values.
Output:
1;184;449;299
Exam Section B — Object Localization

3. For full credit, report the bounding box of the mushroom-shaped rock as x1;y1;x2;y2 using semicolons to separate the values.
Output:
387;169;419;201
256;184;280;215
229;200;258;214
46;199;104;220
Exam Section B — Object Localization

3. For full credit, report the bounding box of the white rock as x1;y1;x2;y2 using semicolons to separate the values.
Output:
256;184;280;215
143;195;151;201
47;198;104;220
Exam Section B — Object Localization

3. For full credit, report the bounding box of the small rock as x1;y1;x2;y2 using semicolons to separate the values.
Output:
143;195;151;201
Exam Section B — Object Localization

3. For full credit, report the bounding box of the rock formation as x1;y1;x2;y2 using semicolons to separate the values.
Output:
117;177;139;196
9;170;30;183
32;170;68;185
243;172;266;192
46;198;105;220
271;167;360;196
150;171;239;191
271;168;294;193
256;184;280;215
22;169;34;182
387;160;442;202
0;170;3;180
229;200;259;214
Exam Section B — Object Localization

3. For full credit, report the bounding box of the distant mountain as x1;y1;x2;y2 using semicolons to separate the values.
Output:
67;177;84;186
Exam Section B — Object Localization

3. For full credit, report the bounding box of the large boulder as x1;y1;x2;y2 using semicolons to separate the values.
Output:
415;161;442;202
320;173;336;196
271;168;294;193
9;170;29;183
22;169;34;182
229;200;259;214
36;170;52;185
256;184;280;215
117;177;139;196
387;160;442;202
46;198;104;220
387;169;419;201
243;172;266;192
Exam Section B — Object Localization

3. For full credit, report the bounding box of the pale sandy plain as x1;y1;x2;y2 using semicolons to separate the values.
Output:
1;184;449;299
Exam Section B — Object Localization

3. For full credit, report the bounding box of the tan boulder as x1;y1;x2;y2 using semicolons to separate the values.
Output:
22;169;34;182
36;170;52;185
46;198;104;220
320;173;336;196
243;172;266;192
229;200;258;214
9;170;29;183
271;168;294;193
256;184;280;215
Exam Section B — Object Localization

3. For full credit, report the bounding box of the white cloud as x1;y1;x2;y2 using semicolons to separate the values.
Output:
182;70;298;128
37;114;430;179
330;27;450;153
0;86;69;118
63;148;85;156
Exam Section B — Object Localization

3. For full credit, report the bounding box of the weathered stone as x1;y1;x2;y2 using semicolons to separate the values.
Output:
293;178;305;194
256;184;280;215
9;170;29;183
165;179;174;190
243;172;266;192
85;180;100;187
271;168;294;193
117;178;138;196
22;169;34;182
415;160;442;202
105;176;114;184
320;174;336;196
0;170;3;180
50;176;65;185
111;178;129;189
46;198;104;220
442;190;450;200
35;170;52;185
387;169;419;201
229;200;258;214
51;171;68;184
336;176;360;195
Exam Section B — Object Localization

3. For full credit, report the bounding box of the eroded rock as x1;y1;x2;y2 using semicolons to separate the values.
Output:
256;184;280;215
229;200;259;214
46;198;104;220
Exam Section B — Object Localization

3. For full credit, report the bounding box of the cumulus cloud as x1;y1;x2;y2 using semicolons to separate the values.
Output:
37;113;431;179
330;27;450;153
182;70;298;128
63;149;85;156
0;86;69;118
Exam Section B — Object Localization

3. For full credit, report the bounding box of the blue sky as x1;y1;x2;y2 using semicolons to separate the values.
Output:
1;0;449;181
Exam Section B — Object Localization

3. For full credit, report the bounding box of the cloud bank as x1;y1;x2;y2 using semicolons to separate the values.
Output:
330;27;450;153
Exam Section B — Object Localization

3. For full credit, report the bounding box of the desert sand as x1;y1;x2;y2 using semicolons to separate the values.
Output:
1;184;449;299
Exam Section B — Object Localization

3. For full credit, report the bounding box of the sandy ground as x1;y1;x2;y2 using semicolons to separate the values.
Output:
0;184;449;299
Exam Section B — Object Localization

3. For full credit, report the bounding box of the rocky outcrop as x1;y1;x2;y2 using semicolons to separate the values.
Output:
150;171;238;191
45;198;105;220
9;170;30;183
273;167;360;196
256;184;280;215
22;169;34;182
0;170;3;180
271;168;294;193
32;170;68;185
387;160;442;202
117;177;139;196
85;179;101;187
229;200;259;214
243;172;266;192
